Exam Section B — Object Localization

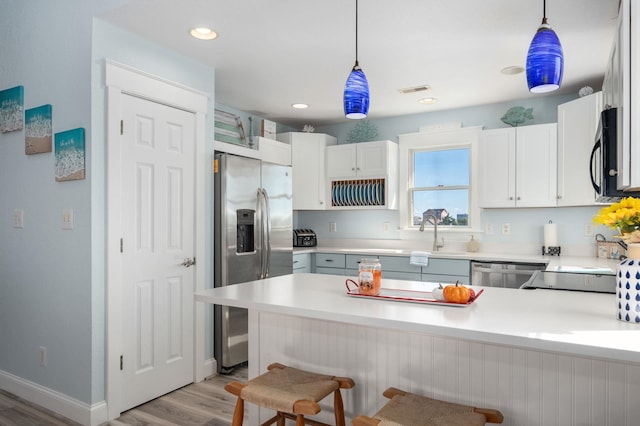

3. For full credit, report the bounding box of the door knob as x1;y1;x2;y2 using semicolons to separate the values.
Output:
181;257;196;268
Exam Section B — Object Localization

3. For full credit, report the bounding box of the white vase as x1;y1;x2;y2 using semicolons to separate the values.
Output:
616;243;640;323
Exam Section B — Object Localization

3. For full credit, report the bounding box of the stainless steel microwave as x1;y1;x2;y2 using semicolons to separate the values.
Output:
590;107;628;202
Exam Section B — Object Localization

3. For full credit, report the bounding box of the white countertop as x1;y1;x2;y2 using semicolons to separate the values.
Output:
195;273;640;364
294;246;620;274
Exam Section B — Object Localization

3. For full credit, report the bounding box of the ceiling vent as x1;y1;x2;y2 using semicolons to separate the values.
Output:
398;85;430;94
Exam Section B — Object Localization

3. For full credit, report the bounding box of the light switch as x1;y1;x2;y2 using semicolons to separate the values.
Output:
13;209;24;228
62;209;74;230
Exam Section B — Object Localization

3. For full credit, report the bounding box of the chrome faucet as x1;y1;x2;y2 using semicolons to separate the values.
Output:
419;213;445;251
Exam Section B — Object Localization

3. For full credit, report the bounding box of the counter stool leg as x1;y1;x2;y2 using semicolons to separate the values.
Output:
231;397;244;426
334;389;346;426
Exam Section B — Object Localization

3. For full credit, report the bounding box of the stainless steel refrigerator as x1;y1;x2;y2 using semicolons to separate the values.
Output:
213;152;292;373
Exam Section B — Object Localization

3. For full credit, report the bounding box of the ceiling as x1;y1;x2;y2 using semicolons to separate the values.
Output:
98;0;619;128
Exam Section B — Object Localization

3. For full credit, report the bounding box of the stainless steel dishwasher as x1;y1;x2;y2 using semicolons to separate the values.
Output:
470;260;547;288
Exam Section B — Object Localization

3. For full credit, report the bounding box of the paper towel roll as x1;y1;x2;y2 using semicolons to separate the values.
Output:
544;223;558;247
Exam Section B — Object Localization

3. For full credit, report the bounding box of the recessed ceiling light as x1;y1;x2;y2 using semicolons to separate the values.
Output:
501;66;524;75
291;103;309;109
190;27;218;40
418;97;438;105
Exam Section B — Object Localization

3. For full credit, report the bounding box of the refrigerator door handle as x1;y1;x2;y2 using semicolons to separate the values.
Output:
260;188;272;278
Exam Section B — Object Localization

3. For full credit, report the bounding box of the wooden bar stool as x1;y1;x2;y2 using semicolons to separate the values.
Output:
225;362;355;426
352;387;504;426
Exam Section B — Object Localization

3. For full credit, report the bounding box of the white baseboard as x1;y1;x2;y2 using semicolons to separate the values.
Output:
203;357;216;378
0;369;108;426
1;359;217;426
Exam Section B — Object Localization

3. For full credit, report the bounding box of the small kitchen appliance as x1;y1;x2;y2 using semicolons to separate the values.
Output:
293;229;317;247
590;107;628;202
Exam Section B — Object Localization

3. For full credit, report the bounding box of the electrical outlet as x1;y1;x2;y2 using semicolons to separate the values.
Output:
329;222;337;233
13;209;24;228
39;346;47;367
584;223;594;236
485;223;494;235
383;222;390;232
502;223;511;235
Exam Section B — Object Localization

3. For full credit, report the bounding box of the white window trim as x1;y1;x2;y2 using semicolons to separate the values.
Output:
398;126;482;238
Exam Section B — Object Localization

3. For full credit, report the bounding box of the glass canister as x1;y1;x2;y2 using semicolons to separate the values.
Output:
358;258;381;295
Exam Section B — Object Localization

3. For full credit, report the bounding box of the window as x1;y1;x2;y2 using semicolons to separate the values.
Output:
398;127;481;232
412;148;470;226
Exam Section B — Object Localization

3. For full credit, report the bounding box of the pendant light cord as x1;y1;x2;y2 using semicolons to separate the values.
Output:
355;0;359;66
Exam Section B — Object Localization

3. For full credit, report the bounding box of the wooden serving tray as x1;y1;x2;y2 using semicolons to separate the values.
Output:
345;280;483;308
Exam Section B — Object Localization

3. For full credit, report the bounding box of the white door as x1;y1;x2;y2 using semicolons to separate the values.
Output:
119;93;195;410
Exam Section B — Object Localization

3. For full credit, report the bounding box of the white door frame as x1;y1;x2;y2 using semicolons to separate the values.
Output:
104;59;208;419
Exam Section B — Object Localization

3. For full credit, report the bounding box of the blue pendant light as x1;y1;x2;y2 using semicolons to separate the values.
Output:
526;0;564;93
344;0;370;119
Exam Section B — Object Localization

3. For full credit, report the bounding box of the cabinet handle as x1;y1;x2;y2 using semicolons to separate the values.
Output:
509;196;514;200
351;167;356;171
517;196;521;200
324;259;334;262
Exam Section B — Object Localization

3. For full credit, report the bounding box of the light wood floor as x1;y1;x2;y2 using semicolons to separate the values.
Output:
0;367;247;426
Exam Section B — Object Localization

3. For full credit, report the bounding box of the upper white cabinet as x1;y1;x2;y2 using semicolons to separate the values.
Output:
258;136;291;166
556;92;602;206
480;123;557;208
277;132;336;210
326;140;394;178
603;0;640;190
325;140;398;209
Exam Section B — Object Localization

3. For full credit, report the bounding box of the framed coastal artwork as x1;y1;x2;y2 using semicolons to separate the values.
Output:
55;127;85;182
25;104;52;154
0;85;24;133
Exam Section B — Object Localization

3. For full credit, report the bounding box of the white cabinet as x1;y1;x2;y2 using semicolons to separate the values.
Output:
480;123;557;208
325;140;398;209
557;92;602;206
277;132;337;210
326;140;393;178
258;137;291;166
603;0;640;191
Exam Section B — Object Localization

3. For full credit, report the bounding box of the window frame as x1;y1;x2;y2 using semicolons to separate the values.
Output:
398;126;482;235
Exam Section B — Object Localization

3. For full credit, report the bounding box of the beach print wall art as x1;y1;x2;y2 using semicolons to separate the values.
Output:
0;85;24;133
55;127;85;182
25;104;53;154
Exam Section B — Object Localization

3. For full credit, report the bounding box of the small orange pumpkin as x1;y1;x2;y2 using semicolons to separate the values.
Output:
443;281;471;304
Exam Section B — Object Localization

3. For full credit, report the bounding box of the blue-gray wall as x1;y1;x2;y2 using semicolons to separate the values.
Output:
0;1;215;406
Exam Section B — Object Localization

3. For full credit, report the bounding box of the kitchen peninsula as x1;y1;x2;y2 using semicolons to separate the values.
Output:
196;273;640;425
